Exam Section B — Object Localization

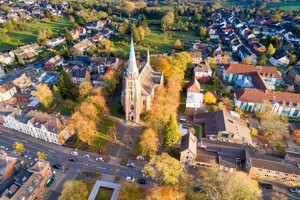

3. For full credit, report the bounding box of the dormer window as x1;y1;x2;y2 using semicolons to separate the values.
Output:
272;74;275;77
282;101;286;105
296;103;300;107
288;102;292;106
262;73;265;76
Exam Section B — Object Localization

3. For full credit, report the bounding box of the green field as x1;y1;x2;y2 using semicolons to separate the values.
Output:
112;25;199;57
0;17;73;51
266;2;300;11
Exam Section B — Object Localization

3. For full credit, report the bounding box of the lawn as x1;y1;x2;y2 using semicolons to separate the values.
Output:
0;17;73;51
180;91;187;103
109;97;124;118
177;104;186;113
132;127;147;160
86;118;117;154
96;187;114;200
112;25;200;57
56;99;77;115
266;2;300;11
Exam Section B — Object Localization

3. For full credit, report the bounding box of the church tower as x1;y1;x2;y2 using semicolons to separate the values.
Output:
122;39;141;122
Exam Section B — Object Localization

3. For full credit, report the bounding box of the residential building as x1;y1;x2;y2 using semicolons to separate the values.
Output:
223;63;282;90
0;105;74;145
188;50;203;64
44;55;64;71
237;45;257;64
0;83;17;102
69;29;80;41
10;43;42;57
194;110;252;144
180;132;197;166
21;52;37;64
12;74;33;93
70;68;90;85
185;92;204;116
46;37;65;47
234;88;300;118
270;49;290;67
0;66;5;78
0;152;17;182
70;38;94;53
186;77;201;93
287;68;300;85
121;41;163;122
0;54;13;65
213;50;233;64
193;62;212;83
76;27;87;37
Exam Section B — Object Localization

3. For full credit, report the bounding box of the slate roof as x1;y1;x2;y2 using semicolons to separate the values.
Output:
72;69;87;78
0;82;15;94
272;49;287;60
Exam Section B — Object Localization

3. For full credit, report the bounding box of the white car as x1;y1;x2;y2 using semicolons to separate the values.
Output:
83;154;90;159
126;163;136;168
95;157;104;162
126;176;135;182
71;151;78;156
24;155;32;159
0;146;8;151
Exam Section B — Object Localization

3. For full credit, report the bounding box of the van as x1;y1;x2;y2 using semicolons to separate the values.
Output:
180;118;188;123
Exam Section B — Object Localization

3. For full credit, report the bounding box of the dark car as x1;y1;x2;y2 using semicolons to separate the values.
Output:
194;187;205;193
69;157;77;162
52;164;61;169
137;179;147;184
261;184;273;189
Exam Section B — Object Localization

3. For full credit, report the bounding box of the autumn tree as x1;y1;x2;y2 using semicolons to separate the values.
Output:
146;184;185;200
203;91;216;105
271;192;287;200
266;44;276;58
220;97;234;110
155;57;172;83
107;124;118;143
174;39;182;50
78;81;93;101
58;180;88;200
123;1;135;18
117;182;142;200
198;26;207;38
36;151;47;160
161;11;174;31
204;57;217;69
31;83;54;109
163;115;181;147
142;153;187;185
242;55;252;65
13;142;25;155
292;130;300;144
69;15;75;23
139;128;160;158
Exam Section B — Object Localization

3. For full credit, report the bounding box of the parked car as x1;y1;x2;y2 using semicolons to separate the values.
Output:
0;146;8;151
180;118;188;123
288;188;300;193
69;157;77;162
127;163;136;168
52;164;61;169
83;154;90;159
95;157;104;162
260;184;273;189
126;176;135;182
24;155;32;159
71;151;78;156
194;187;205;193
34;158;38;162
137;179;147;184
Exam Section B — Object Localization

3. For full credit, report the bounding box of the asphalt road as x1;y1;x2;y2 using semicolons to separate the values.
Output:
0;127;152;199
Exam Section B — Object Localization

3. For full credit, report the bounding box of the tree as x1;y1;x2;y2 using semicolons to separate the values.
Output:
196;161;262;200
220;97;234;110
155;57;172;82
250;127;258;136
107;124;118;143
271;14;282;22
36;151;47;160
64;32;73;45
31;83;54;109
258;53;266;66
292;130;300;144
13;142;25;155
123;1;135;18
16;54;25;66
58;180;88;200
173;39;182;50
72;49;83;55
242;56;252;65
57;70;75;99
271;192;287;200
139;128;160;158
203;91;216;104
117;182;142;200
204;57;217;69
163;115;181;147
162;32;168;44
46;29;54;39
161;11;174;31
194;13;201;22
146;184;185;200
78;81;93;101
198;26;207;38
289;55;297;66
266;44;276;58
69;15;75;23
142;153;187;185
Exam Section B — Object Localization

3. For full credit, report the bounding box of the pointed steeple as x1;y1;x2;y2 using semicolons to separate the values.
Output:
127;39;139;74
147;48;150;64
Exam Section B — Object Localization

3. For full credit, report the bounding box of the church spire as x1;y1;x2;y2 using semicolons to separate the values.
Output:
127;38;138;74
147;48;150;64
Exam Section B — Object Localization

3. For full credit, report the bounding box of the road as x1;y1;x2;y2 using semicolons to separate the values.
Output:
0;126;152;199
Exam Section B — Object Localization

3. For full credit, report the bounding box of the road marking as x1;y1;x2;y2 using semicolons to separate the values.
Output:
97;167;107;170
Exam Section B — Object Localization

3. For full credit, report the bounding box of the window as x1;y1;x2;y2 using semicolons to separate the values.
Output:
264;175;268;178
290;179;295;182
32;193;35;197
230;168;234;172
267;170;271;173
275;172;279;175
258;169;262;172
38;186;40;189
220;166;224;170
284;173;288;177
256;173;259;176
225;167;228;171
186;156;189;159
293;175;297;178
47;168;49;172
282;178;286;181
273;176;277;179
131;105;134;111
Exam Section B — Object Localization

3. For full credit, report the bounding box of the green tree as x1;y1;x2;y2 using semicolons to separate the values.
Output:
117;182;142;200
58;180;88;200
13;142;25;155
64;32;73;45
69;15;75;23
57;70;75;99
15;54;25;66
142;153;187;185
258;53;266;66
46;29;54;39
163;115;181;147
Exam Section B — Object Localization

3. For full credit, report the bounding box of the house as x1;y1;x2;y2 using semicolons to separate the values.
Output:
180;132;197;166
70;38;94;53
270;49;290;67
70;68;90;85
12;73;33;93
188;50;202;64
194;110;252;144
10;43;42;57
223;63;282;90
0;66;5;78
21;52;37;64
92;32;103;42
0;105;74;145
0;160;53;200
282;38;295;50
185;92;204;116
44;55;64;71
213;49;233;64
287;68;300;85
0;152;17;182
0;82;17;102
186;77;201;93
286;34;300;44
76;27;87;36
253;43;266;52
237;45;257;64
234;88;300;118
0;53;13;65
46;37;65;47
249;38;260;46
194;62;212;83
69;29;80;41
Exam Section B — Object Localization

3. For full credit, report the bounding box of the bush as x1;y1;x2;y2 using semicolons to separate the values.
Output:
250;127;258;136
104;158;110;163
120;161;127;166
276;142;282;150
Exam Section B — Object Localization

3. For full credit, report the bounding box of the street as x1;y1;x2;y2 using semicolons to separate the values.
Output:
0;126;152;199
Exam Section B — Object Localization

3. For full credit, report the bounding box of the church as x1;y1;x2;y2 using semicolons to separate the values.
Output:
121;40;163;122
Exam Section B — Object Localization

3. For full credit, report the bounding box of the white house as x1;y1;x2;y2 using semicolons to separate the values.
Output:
0;53;13;65
185;92;204;116
0;83;17;102
269;49;290;67
47;37;65;47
